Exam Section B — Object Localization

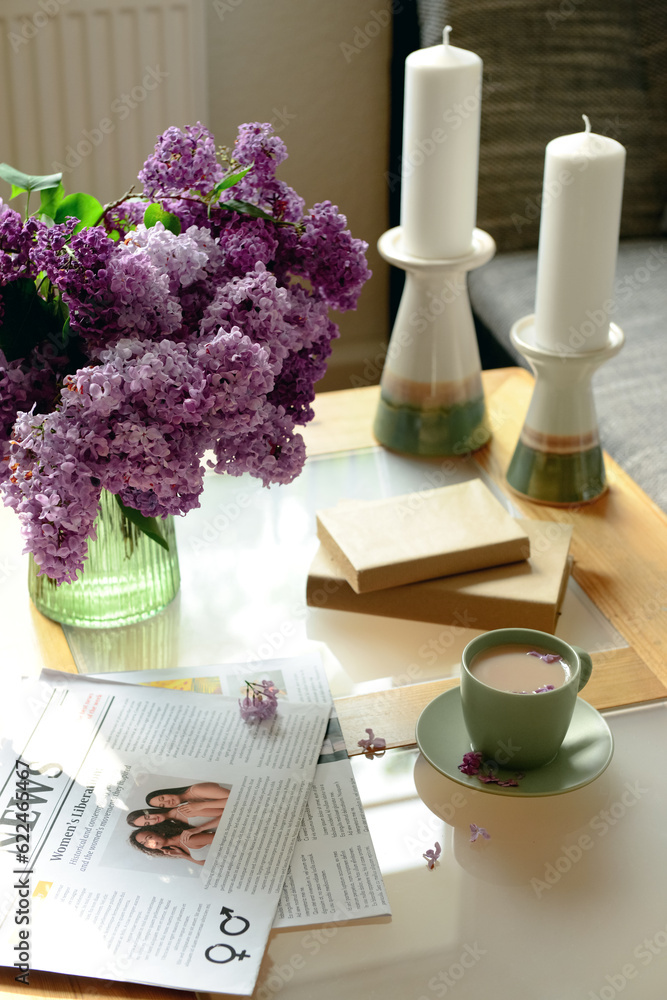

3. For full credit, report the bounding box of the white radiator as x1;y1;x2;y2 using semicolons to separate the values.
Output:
0;0;208;204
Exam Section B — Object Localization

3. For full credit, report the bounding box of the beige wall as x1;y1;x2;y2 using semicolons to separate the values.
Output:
205;0;392;390
2;0;391;392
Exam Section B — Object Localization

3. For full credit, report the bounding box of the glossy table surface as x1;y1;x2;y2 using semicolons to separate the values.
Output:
1;368;666;999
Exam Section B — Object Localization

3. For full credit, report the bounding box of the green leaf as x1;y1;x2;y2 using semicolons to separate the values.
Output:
0;278;61;362
211;165;252;197
39;182;65;220
114;495;170;551
10;183;27;201
143;203;182;235
57;318;71;350
0;163;62;193
54;192;104;232
220;198;275;221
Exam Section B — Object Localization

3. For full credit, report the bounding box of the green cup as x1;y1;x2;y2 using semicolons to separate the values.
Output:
460;628;593;770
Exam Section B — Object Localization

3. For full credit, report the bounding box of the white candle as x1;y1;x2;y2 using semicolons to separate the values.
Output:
534;116;626;353
400;26;482;260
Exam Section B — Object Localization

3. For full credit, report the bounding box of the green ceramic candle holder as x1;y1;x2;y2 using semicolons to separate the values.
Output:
373;227;495;457
506;315;625;506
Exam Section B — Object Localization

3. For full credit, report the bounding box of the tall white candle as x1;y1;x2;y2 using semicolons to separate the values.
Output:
400;26;482;260
534;116;626;353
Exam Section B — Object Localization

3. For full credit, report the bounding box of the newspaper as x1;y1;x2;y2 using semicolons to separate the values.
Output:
97;652;392;929
0;670;330;995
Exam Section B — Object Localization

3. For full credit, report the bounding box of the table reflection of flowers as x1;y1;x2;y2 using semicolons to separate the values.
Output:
0;122;371;586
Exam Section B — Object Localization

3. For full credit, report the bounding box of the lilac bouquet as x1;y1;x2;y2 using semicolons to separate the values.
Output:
0;123;370;583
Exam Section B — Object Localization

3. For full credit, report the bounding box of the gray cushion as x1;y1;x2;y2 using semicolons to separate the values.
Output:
438;0;667;251
469;239;667;509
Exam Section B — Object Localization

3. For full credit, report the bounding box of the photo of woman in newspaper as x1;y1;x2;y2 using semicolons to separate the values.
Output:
129;821;219;867
144;781;230;818
127;801;227;828
111;778;232;874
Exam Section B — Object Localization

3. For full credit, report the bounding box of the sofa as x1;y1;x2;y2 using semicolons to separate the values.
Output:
417;0;667;510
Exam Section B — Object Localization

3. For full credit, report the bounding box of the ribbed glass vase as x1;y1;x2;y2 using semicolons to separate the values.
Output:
28;490;180;628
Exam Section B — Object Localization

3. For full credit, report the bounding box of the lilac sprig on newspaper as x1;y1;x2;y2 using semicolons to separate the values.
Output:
357;728;386;758
239;679;279;723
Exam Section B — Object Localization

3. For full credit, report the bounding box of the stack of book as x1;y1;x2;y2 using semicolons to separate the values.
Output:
308;479;572;633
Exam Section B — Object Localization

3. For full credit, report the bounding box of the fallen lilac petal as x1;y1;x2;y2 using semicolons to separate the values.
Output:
358;727;386;755
528;651;561;663
534;684;555;693
357;727;375;750
458;751;483;775
470;824;491;842
423;841;441;869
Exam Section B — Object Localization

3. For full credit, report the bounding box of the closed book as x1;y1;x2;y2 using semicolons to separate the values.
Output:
307;519;572;633
315;479;530;594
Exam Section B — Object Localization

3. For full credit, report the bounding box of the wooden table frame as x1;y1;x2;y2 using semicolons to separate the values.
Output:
2;366;666;998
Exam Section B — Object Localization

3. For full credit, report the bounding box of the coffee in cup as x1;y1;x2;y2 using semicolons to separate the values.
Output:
460;628;593;770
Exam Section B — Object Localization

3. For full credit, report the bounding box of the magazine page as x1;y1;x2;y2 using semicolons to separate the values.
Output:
0;672;329;995
99;653;392;927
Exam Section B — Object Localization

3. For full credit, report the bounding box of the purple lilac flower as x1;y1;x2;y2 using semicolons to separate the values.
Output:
125;223;222;293
357;728;386;758
0;122;372;581
1;346;68;477
232;122;305;223
528;651;561;663
163;197;213;232
138;123;224;198
239;678;279;723
458;750;523;787
200;264;296;371
104;198;148;236
458;751;483;776
0;353;31;451
513;683;556;694
293;201;371;312
0;211;41;285
476;772;522;787
3;408;103;583
211;403;306;487
216;216;280;280
469;824;491;842
32;221;119;356
423;842;441;869
106;249;181;337
3;331;278;578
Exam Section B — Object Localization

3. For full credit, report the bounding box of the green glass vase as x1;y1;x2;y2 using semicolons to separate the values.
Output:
28;490;180;628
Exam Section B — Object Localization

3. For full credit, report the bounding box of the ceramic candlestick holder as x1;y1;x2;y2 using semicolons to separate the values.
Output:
506;315;625;506
373;227;496;456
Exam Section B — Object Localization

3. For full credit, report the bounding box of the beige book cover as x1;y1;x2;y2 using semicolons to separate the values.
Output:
315;479;530;593
307;519;572;633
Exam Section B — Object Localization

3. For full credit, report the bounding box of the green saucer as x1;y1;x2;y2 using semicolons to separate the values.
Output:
416;688;614;797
